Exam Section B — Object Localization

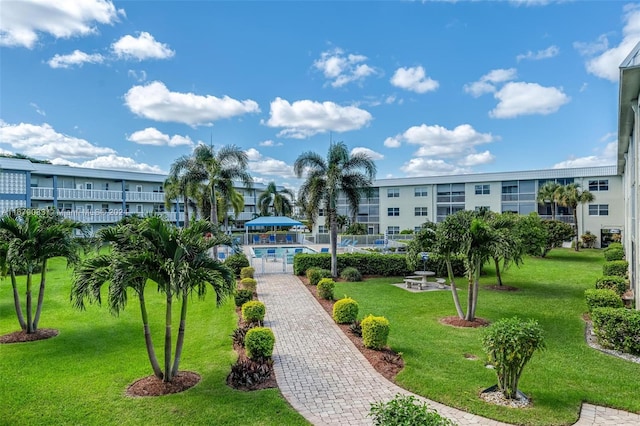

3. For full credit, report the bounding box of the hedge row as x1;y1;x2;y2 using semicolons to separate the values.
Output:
592;307;640;356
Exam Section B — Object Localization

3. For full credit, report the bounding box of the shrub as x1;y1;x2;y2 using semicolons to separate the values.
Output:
231;325;251;347
225;253;250;277
340;267;362;282
595;276;628;296
333;297;359;324
604;248;625;262
234;289;253;307
584;289;623;312
369;394;455;426
244;327;275;360
604;242;623;252
227;358;273;388
307;268;332;285
481;317;545;400
240;266;255;279
242;301;266;325
592;307;640;356
317;278;335;300
361;315;390;350
602;260;629;277
240;277;257;292
580;231;597;249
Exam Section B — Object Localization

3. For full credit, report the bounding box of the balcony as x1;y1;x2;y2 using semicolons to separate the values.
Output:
125;191;166;202
32;187;125;201
539;215;575;224
59;210;185;224
31;187;54;199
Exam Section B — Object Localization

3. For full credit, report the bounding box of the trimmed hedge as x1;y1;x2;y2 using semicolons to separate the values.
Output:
595;276;628;296
240;266;255;279
340;267;362;282
369;394;455;426
245;327;275;360
333;297;359;324
584;289;623;312
317;278;335;300
604;242;623;252
604;248;625;262
240;277;257;292
307;268;332;285
242;301;266;324
602;260;629;277
592;307;640;356
225;253;250;277
234;289;253;307
361;315;390;350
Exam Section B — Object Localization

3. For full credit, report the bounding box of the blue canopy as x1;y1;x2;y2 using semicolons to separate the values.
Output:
244;216;303;227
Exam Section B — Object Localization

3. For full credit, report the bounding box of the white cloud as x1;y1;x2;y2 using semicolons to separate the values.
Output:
127;127;193;147
265;97;372;139
400;158;470;177
47;49;104;68
112;32;174;60
313;47;377;88
259;139;282;147
574;35;609;56
516;45;559;62
128;69;147;82
29;102;46;116
578;6;640;81
124;81;260;126
350;147;384;161
51;155;164;174
245;147;261;161
0;121;115;158
463;68;517;97
508;0;555;6
490;81;570;118
552;141;617;169
245;148;294;178
390;66;439;93
383;136;401;148
458;150;495;166
0;0;122;48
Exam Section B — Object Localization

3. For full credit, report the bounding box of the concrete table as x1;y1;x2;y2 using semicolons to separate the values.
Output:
414;270;435;288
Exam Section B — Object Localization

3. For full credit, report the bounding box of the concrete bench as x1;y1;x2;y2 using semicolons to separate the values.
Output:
404;278;423;289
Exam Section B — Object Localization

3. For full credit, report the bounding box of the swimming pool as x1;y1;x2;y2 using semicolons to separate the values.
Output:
252;246;317;259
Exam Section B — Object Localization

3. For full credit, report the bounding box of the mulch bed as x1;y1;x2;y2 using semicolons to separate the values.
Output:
0;328;58;343
126;371;201;397
440;316;490;328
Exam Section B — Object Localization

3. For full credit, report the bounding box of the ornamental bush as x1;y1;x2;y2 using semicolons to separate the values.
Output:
481;317;545;400
240;266;255;279
225;253;250;277
584;289;623;312
244;327;275;360
242;300;266;325
602;260;629;278
307;268;332;285
369;394;455;426
361;315;390;350
604;242;623;252
604;248;625;262
240;277;257;292
317;278;335;300
234;289;253;307
595;276;628;296
333;297;359;324
340;267;362;282
592;307;640;356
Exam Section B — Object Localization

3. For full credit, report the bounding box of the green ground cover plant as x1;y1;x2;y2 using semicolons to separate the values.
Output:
0;257;308;426
332;249;640;426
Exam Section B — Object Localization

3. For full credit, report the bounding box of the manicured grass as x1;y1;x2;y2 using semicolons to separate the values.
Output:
0;257;308;426
333;249;640;426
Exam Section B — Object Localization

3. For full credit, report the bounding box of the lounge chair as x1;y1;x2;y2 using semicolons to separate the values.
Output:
286;235;293;244
338;239;351;247
253;235;260;245
294;248;303;254
269;234;276;244
320;247;329;253
266;248;277;261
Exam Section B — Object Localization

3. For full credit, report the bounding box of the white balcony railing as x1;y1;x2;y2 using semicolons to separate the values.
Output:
59;210;185;223
31;187;54;199
125;191;165;202
31;187;166;203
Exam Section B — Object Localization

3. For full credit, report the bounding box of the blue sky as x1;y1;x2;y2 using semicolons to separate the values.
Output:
1;1;639;191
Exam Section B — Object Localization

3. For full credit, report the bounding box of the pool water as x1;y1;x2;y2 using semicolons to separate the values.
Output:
252;246;316;260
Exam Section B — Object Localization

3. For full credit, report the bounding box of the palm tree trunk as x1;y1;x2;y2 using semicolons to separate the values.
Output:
183;194;190;228
551;202;557;221
211;185;219;258
10;269;26;331
139;291;163;380
26;272;34;333
465;270;474;321
446;259;464;319
33;259;47;330
171;294;188;377
470;261;481;319
573;208;580;251
164;292;173;382
494;257;503;286
330;210;338;278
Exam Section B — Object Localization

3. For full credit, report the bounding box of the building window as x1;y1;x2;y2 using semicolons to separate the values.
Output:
588;179;609;191
475;206;491;212
388;207;400;216
136;185;143;192
414;187;428;197
101;203;109;211
588;204;609;216
475;184;490;195
318;225;328;234
437;183;465;203
414;207;428;216
137;204;143;214
387;226;400;235
318;208;324;217
414;226;423;233
387;188;399;198
102;183;109;191
85;182;93;190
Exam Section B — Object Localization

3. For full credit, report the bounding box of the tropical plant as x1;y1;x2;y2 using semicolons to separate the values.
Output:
405;221;437;272
541;219;575;257
165;165;204;228
0;210;84;334
369;394;455;426
485;212;524;287
71;216;235;383
536;181;562;220
294;142;376;277
556;183;595;252
257;181;295;217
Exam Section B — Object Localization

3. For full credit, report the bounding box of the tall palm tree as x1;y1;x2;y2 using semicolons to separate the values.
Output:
257;182;295;217
217;184;245;232
72;216;235;383
294;142;377;277
0;210;84;333
166;162;206;228
557;183;595;251
536;181;562;220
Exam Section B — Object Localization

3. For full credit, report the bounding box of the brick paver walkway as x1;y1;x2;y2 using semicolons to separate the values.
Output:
256;274;640;426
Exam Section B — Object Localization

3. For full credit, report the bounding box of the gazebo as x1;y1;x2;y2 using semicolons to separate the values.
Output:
244;216;304;244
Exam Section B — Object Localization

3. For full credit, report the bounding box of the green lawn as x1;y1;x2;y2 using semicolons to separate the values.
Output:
334;249;640;426
0;257;308;426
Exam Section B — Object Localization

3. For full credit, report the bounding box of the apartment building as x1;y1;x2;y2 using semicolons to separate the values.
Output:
0;157;270;235
618;41;640;309
318;166;623;249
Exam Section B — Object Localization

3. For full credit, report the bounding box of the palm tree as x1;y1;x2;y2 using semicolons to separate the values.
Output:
294;142;377;277
556;183;595;251
165;163;205;228
0;210;84;334
536;181;562;220
72;216;235;383
257;182;295;217
217;184;245;232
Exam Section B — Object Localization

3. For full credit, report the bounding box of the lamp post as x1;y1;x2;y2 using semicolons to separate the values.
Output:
420;252;429;271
